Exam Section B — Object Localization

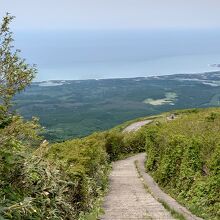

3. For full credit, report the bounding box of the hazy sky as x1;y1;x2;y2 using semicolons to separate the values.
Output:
1;0;220;30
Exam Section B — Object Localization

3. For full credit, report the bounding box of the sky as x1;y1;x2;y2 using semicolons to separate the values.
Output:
1;0;220;30
1;0;220;81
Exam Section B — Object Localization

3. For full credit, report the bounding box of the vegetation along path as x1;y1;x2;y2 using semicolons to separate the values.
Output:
101;119;204;220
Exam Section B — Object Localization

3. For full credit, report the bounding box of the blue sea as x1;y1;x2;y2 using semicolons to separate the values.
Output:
14;29;220;81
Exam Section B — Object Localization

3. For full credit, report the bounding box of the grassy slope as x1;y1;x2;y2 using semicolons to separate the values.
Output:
144;108;220;220
46;107;220;219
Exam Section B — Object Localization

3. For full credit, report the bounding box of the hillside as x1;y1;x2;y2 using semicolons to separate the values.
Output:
45;107;220;220
144;108;220;219
14;71;220;141
1;106;219;219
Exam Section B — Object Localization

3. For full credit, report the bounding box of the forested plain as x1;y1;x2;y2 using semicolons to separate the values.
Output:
14;71;220;141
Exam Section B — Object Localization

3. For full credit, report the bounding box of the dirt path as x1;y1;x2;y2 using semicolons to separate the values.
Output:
123;120;153;133
101;154;174;220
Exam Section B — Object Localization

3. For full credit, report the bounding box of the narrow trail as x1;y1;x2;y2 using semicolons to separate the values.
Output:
101;119;203;220
101;154;174;220
123;120;153;133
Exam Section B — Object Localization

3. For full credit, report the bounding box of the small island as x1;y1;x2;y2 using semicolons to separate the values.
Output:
210;64;220;68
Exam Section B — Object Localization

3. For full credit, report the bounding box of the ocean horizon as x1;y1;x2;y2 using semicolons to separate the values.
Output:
14;29;220;81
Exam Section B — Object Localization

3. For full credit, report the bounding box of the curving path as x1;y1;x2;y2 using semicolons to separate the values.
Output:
101;119;203;220
122;120;153;133
101;154;174;220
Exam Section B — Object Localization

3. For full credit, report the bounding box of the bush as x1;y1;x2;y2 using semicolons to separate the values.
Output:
47;133;110;217
145;110;220;220
104;128;147;161
123;128;146;153
1;146;77;219
104;131;124;160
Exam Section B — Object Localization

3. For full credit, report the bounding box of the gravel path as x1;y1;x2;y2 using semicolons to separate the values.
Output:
101;154;174;220
123;120;153;133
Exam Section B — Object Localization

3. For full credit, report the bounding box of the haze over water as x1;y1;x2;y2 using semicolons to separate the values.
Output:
15;29;220;81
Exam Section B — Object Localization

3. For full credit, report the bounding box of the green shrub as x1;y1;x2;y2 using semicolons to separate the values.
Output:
104;131;125;160
104;128;147;161
123;128;146;153
47;133;109;217
145;126;161;171
145;109;220;219
1;148;76;219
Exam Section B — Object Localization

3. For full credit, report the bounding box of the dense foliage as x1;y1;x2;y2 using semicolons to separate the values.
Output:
145;109;220;220
104;129;146;160
47;133;110;218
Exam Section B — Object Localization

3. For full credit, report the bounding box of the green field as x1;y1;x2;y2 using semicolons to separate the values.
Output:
143;92;177;105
